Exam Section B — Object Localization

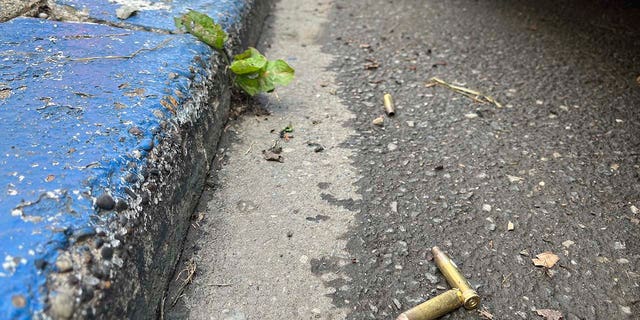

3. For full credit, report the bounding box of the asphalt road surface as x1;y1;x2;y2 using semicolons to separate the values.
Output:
168;0;640;319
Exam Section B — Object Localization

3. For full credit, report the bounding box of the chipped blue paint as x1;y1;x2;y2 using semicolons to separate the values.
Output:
0;17;216;318
55;0;247;31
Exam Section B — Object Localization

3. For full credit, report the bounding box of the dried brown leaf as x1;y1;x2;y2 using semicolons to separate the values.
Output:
536;308;563;320
262;150;284;162
532;251;559;268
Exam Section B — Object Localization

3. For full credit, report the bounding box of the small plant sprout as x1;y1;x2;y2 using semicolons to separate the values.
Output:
175;10;295;96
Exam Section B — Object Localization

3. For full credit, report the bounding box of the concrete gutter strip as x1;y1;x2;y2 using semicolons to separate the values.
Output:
0;0;270;318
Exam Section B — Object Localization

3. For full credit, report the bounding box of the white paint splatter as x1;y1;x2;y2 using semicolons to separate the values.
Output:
108;0;170;11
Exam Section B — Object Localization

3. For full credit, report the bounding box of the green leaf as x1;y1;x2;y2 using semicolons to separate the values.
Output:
234;75;263;96
264;59;295;87
230;48;267;75
175;10;228;50
233;58;295;96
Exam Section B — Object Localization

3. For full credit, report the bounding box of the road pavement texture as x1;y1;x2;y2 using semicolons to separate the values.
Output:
169;0;640;319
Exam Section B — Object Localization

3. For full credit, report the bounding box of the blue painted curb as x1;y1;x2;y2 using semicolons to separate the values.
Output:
0;0;269;318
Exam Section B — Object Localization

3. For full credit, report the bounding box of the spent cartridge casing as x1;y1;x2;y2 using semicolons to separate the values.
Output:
383;93;395;116
432;246;480;310
396;289;463;320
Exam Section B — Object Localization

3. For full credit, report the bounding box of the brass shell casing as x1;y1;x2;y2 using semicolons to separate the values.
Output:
383;93;395;116
396;289;463;320
431;246;480;310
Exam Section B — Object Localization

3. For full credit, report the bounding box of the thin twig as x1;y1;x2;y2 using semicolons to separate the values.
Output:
69;38;173;62
426;77;503;108
245;142;255;155
171;258;197;307
206;282;233;287
160;296;166;320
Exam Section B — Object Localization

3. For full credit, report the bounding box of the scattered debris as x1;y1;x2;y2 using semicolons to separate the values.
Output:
390;201;398;213
372;116;384;126
262;150;283;162
636;75;640;87
610;163;620;170
11;294;26;308
630;205;639;214
426;77;503;108
116;5;138;20
431;60;447;68
532;251;559;269
305;215;330;222
45;174;55;182
206;282;233;287
383;93;396;116
393;298;402;310
95;194;116;211
562;240;574;248
171;258;197;307
262;141;284;162
478;308;494;320
307;142;325;152
535;309;563;320
0;88;10;100
507;175;524;183
279;123;294;140
244;142;255;155
364;58;380;69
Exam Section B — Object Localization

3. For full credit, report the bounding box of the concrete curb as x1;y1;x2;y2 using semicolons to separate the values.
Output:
0;1;270;318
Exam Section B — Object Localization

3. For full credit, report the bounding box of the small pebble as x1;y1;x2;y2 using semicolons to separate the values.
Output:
128;127;143;136
95;194;116;211
424;272;439;284
387;143;398;151
507;221;514;231
482;204;492;212
101;246;114;260
11;295;26;308
393;298;402;309
620;306;631;315
562;240;575;248
55;254;73;273
50;291;75;319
